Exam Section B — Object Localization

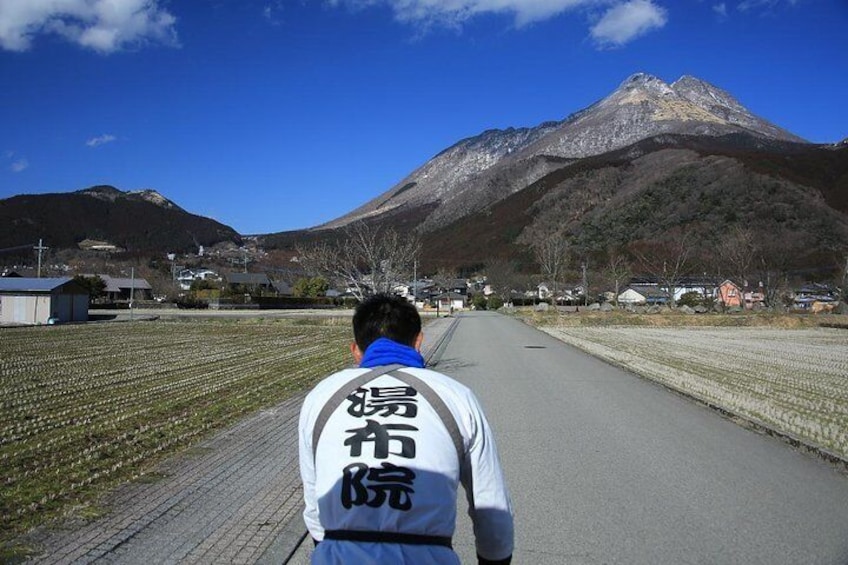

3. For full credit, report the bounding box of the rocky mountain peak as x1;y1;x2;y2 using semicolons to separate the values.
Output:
316;72;807;232
77;185;123;201
77;185;183;211
671;75;749;118
619;72;674;95
128;189;183;211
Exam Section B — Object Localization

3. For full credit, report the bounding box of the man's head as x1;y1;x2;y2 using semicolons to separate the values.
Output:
352;293;422;355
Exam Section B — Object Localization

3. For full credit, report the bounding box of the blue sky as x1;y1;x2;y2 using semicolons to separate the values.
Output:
1;0;847;235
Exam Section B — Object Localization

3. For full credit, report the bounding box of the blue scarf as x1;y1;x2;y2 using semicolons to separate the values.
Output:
360;337;425;368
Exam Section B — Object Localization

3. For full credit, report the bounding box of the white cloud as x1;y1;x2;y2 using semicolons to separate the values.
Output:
264;1;284;25
736;0;800;13
590;0;668;47
329;0;592;29
0;0;179;53
713;3;728;17
5;151;29;172
11;157;29;172
329;1;670;45
86;133;117;147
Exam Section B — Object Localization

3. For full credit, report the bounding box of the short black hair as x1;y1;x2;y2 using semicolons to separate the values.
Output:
353;293;422;351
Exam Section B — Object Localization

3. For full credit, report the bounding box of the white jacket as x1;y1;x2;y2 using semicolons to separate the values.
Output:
299;366;514;564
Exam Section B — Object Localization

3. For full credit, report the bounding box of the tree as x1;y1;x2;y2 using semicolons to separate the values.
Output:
604;248;632;307
470;293;488;310
755;228;809;309
714;226;759;296
296;221;420;301
293;277;329;298
430;267;457;294
629;231;694;307
485;258;528;304
72;275;106;301
530;228;571;299
190;278;217;292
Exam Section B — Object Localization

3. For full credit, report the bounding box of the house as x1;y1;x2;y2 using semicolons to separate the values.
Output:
792;283;837;311
618;285;668;305
0;277;89;325
394;281;434;304
432;291;466;312
716;280;742;307
555;289;580;305
176;268;220;291
273;280;293;296
100;275;153;301
716;280;765;309
225;272;273;293
449;279;469;295
673;277;719;302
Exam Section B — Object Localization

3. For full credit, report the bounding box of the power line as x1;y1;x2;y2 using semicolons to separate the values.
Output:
0;243;37;254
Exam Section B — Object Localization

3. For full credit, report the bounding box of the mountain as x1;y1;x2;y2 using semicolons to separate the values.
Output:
419;133;848;269
262;73;847;274
315;73;807;233
0;185;242;253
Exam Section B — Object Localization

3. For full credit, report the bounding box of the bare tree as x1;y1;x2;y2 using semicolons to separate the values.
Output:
530;228;571;299
714;226;759;294
755;229;809;309
604;247;632;307
485;258;527;304
430;267;458;294
629;231;694;307
296;221;420;301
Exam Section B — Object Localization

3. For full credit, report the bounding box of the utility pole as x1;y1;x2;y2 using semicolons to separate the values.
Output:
130;267;135;321
842;254;848;302
581;261;588;306
34;239;49;278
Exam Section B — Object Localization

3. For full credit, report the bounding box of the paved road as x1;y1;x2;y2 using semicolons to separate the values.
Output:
442;312;848;564
24;311;848;564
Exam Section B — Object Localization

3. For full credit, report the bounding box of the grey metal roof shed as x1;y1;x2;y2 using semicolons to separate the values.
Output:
0;277;89;325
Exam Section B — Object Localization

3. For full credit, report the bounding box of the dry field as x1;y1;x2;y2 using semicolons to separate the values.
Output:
539;322;848;461
0;318;351;543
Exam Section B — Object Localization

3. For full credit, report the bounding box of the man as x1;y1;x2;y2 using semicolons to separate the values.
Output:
298;294;514;564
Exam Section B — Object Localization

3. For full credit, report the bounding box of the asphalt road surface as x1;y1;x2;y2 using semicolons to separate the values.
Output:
438;311;848;565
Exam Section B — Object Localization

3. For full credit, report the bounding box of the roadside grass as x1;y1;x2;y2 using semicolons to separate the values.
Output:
0;318;351;547
521;310;848;462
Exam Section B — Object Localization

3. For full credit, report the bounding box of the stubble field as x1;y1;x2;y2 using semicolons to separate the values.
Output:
539;323;848;461
0;318;351;544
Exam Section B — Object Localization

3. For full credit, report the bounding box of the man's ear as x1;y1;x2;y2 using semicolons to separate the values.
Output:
351;341;364;364
413;332;424;352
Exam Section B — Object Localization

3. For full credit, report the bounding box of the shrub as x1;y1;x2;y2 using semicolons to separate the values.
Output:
677;291;703;308
471;293;488;310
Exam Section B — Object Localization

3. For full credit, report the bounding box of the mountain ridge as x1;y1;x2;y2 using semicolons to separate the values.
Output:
315;72;808;233
0;185;241;254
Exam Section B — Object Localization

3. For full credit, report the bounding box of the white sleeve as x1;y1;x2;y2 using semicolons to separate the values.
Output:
298;393;324;541
462;392;514;561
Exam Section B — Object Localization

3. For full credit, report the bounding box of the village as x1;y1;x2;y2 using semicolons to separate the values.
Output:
0;262;842;326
